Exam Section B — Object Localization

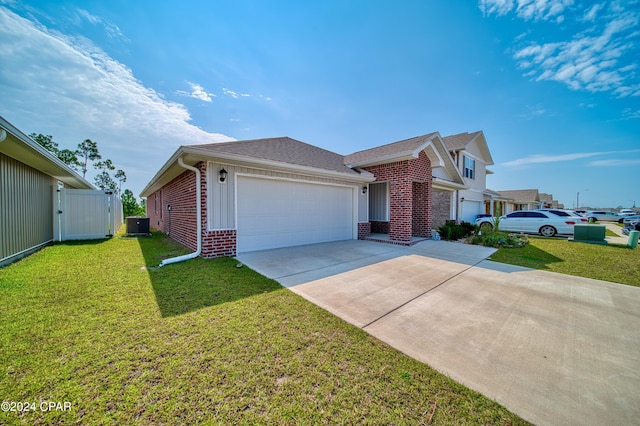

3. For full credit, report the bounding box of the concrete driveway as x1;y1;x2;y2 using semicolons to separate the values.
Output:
237;240;640;426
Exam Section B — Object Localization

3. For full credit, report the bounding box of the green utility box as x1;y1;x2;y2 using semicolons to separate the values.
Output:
571;224;607;244
628;230;640;249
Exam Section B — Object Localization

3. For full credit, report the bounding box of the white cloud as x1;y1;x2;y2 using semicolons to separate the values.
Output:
502;149;640;166
222;87;252;98
512;11;639;96
484;1;640;98
588;158;640;166
502;151;607;166
519;103;546;119
479;0;514;16
177;82;216;102
0;7;233;195
75;8;127;42
515;0;574;22
480;0;573;21
582;3;605;22
621;108;640;120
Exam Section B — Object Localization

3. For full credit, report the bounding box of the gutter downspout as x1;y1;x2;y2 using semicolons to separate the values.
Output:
158;157;201;267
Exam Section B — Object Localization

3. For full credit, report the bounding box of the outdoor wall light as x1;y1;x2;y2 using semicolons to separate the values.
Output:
219;168;228;183
362;186;368;195
460;197;465;202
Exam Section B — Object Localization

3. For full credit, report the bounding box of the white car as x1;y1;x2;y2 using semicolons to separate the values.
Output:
623;215;640;226
585;211;623;223
619;209;637;216
475;210;580;237
535;209;589;222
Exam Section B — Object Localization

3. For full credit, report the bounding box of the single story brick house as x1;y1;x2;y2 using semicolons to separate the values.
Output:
140;132;464;257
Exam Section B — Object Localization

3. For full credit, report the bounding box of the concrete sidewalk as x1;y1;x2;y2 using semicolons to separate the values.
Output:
237;239;640;426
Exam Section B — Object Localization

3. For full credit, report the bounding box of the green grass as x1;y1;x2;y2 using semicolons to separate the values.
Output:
0;230;526;425
489;237;640;287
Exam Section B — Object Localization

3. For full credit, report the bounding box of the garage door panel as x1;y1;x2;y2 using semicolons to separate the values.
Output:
237;176;354;252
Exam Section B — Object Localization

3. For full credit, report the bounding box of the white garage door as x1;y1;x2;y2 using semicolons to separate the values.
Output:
462;200;482;223
237;176;354;252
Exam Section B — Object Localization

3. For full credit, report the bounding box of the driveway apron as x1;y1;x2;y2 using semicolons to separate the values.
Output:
236;239;640;426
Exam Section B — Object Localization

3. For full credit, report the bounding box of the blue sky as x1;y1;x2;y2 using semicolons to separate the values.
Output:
1;0;638;208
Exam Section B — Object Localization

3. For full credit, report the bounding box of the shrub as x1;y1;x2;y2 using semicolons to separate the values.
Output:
438;221;476;241
471;231;528;248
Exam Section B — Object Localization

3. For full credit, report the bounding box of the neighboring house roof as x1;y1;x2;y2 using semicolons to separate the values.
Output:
496;189;540;203
442;131;494;166
484;188;512;199
190;137;360;176
539;193;553;203
0;116;94;189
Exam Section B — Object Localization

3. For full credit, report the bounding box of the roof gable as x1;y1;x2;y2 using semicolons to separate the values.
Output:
344;132;438;167
443;131;494;165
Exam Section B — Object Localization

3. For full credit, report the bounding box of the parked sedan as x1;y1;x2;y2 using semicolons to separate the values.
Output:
535;209;589;222
475;210;579;237
623;215;640;226
585;211;623;223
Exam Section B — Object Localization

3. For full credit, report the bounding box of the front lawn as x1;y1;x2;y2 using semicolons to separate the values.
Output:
489;237;640;287
0;230;526;425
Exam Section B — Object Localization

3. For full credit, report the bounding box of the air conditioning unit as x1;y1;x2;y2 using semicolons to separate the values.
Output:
126;216;150;235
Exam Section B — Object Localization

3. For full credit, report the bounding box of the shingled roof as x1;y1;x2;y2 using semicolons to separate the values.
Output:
496;189;540;203
442;131;482;151
188;137;361;175
344;132;438;166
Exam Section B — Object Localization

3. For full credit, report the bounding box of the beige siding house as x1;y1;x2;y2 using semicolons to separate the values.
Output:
440;131;494;224
0;116;94;267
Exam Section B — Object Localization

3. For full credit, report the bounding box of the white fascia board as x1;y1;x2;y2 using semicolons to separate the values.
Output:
432;176;467;190
427;134;466;185
345;151;416;168
0;116;94;189
415;140;445;168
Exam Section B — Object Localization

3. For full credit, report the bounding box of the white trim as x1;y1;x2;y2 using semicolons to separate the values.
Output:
459;150;485;164
207;228;236;232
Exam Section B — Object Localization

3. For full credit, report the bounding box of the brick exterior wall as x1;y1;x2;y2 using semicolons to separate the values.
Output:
432;190;452;229
357;222;371;239
364;151;433;242
148;165;201;252
147;162;237;258
202;229;237;257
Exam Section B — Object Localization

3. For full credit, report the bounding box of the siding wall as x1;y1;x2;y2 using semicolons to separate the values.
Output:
0;152;55;265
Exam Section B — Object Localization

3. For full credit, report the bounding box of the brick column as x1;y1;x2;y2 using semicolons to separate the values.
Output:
389;166;412;242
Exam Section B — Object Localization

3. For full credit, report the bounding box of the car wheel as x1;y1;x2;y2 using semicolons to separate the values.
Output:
540;225;557;237
479;222;493;231
618;218;624;223
588;217;597;223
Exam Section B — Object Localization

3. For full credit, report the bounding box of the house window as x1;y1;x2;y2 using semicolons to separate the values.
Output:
463;156;475;180
369;182;389;221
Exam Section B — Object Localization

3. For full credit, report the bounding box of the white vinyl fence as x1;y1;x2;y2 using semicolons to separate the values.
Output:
54;189;123;241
